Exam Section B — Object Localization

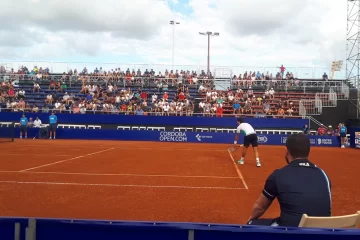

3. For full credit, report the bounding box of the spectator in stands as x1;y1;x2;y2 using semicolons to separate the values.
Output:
18;98;25;110
204;102;211;116
233;101;241;114
8;86;15;99
49;80;56;90
323;72;328;81
327;125;334;136
80;84;88;94
32;105;39;113
24;102;31;112
247;133;331;227
18;89;25;98
59;103;67;113
269;88;275;99
152;93;158;103
163;92;168;101
278;64;286;79
198;84;206;93
63;92;71;105
42;105;49;113
135;106;144;115
277;107;285;118
216;104;223;117
287;106;294;116
317;124;326;136
263;102;270;114
247;87;253;98
244;99;252;114
54;100;61;111
228;92;234;104
45;94;53;105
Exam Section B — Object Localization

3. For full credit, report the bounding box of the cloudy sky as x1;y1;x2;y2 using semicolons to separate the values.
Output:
0;0;347;76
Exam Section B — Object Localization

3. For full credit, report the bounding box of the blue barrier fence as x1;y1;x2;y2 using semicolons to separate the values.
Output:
0;128;341;147
1;218;359;240
0;112;308;129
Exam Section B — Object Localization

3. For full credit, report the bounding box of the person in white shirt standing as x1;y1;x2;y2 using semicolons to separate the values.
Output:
233;118;261;167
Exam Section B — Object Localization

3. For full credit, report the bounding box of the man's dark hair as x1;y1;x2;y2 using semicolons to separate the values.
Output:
286;133;310;159
237;117;243;123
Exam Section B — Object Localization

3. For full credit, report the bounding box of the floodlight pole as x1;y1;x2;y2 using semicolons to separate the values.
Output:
199;31;219;76
170;21;180;70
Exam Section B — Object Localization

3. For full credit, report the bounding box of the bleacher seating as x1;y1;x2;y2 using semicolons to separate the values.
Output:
0;67;350;118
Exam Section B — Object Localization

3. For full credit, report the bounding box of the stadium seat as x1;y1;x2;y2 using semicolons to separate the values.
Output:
298;211;360;228
195;128;209;132
88;125;101;129
117;126;131;130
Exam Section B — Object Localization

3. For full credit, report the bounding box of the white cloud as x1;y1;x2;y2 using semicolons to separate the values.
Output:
0;0;347;77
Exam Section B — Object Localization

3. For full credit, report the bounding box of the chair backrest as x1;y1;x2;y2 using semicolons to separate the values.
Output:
298;211;360;228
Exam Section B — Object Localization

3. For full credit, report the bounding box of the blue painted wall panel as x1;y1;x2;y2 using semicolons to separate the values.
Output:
0;112;308;129
0;128;341;147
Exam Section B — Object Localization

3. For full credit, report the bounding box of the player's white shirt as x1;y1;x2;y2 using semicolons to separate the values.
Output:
236;123;256;136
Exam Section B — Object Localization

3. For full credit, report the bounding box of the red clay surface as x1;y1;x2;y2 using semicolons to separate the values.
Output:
0;139;359;224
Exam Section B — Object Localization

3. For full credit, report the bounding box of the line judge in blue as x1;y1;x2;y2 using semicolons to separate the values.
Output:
19;114;28;139
49;111;58;140
339;122;347;149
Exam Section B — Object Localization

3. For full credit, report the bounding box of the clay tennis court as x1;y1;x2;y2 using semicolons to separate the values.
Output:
0;139;359;224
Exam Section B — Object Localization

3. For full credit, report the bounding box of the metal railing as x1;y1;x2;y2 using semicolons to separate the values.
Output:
315;91;337;108
0;60;347;80
0;73;349;93
0;108;303;118
299;98;323;116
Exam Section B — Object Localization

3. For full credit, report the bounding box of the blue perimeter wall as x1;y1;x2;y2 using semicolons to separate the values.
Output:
1;218;359;240
0;127;342;147
0;112;308;128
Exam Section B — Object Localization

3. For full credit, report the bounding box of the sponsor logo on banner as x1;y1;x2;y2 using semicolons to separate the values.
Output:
317;138;333;145
281;137;287;144
257;135;268;143
159;132;187;142
195;134;213;142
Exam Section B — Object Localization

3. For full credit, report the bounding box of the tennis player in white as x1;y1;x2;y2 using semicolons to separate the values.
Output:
233;118;261;167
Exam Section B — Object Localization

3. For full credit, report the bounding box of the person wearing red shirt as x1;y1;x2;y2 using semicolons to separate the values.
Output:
178;92;185;101
278;65;286;79
317;125;326;136
140;91;147;100
163;92;168;101
216;104;223;117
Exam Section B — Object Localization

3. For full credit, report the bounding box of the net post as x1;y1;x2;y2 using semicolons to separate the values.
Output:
11;122;15;142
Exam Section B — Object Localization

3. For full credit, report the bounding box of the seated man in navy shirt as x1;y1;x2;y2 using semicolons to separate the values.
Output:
247;133;331;227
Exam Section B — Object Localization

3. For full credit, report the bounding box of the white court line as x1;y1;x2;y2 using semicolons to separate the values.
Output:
0;170;238;179
227;149;249;190
19;148;115;172
3;144;227;152
0;154;71;157
0;180;246;190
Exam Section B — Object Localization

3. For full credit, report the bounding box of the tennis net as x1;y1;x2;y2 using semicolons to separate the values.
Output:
0;122;15;143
